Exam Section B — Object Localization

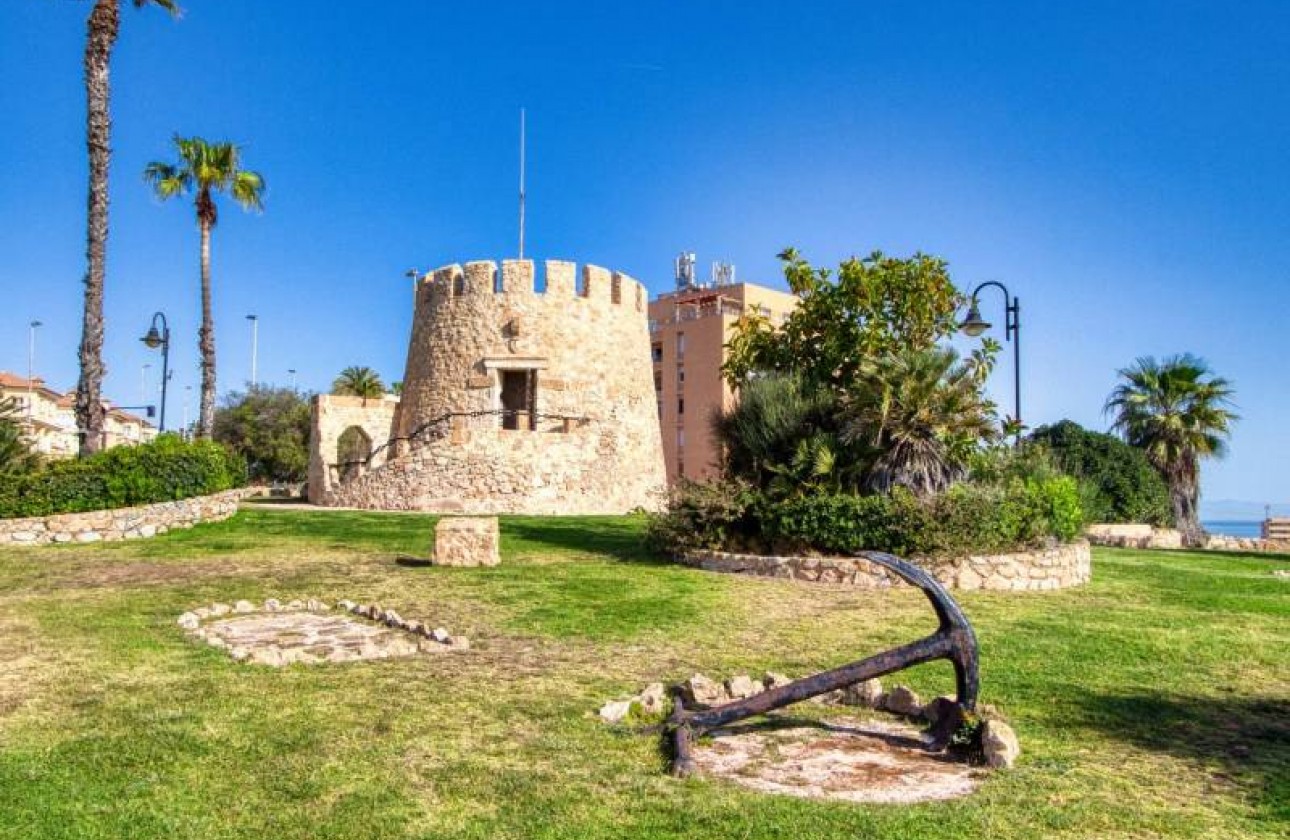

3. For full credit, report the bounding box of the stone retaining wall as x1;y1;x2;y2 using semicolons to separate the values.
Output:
680;540;1091;592
0;489;249;546
1085;522;1290;553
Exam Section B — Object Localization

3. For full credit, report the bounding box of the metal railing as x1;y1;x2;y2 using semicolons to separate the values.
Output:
327;409;594;479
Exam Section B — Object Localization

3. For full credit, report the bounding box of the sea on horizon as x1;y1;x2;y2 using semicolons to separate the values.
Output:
1202;520;1264;539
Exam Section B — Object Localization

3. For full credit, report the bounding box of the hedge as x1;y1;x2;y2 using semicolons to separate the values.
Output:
648;477;1084;559
1027;420;1171;526
0;435;247;519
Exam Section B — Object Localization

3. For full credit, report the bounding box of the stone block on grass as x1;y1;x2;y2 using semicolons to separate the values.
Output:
432;517;500;567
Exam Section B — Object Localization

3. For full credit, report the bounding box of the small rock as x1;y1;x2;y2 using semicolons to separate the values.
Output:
638;682;668;715
809;689;844;705
449;636;470;650
286;599;305;611
210;603;231;617
405;620;425;635
176;612;200;630
232;600;256;614
762;672;793;690
431;627;452;644
726;674;762;700
884;685;923;717
383;609;404;627
337;599;356;611
263;598;282;612
193;607;212;620
982;720;1021;768
599;700;633;724
306;598;329;611
840;678;884;708
679;674;728;709
1273;569;1290;579
229;646;251;662
251;647;285;667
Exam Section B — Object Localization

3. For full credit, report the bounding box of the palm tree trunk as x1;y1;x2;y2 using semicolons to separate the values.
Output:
75;0;118;456
1169;461;1203;546
197;219;216;438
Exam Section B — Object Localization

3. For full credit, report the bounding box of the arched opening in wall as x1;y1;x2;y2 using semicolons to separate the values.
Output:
337;426;373;482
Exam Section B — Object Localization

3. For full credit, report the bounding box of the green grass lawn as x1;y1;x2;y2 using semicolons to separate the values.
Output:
0;508;1286;839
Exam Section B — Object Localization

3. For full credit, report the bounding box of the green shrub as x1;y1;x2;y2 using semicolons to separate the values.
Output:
1027;420;1170;525
733;476;1083;559
644;479;762;555
0;434;247;519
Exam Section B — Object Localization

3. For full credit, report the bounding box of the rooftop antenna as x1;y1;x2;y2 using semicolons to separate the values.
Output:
518;108;527;259
675;251;697;291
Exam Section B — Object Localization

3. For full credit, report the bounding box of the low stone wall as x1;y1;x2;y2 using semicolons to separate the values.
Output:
1085;523;1183;549
0;489;249;546
680;541;1091;592
1085;522;1290;553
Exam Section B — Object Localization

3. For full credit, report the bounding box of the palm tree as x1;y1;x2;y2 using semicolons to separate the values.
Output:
331;367;386;402
1105;354;1237;544
144;136;266;438
842;347;1000;496
75;0;178;456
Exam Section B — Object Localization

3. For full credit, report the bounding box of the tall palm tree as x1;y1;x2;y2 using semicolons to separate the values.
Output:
331;367;386;402
144;136;265;438
1105;354;1237;544
842;347;1000;496
75;0;178;456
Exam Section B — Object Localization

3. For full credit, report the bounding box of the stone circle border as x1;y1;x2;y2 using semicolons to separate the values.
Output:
178;597;470;666
680;540;1091;591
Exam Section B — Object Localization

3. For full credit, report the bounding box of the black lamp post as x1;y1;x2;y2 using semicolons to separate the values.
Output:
140;311;170;431
960;281;1021;439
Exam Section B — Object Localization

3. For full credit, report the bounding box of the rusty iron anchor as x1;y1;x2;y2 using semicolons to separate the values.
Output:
666;551;979;777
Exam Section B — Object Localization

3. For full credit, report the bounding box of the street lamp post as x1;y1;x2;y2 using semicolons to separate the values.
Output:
27;320;42;420
960;281;1021;440
139;312;171;431
246;314;259;387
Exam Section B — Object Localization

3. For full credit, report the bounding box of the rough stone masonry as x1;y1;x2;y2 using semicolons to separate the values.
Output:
308;259;667;515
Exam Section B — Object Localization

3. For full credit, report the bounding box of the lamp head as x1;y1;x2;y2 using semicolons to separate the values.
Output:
960;303;991;337
141;326;164;349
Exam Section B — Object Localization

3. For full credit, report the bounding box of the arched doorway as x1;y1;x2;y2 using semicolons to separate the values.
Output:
336;426;373;482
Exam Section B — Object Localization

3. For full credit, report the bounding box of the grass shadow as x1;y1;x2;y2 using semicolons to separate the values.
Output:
502;515;665;565
1069;689;1290;823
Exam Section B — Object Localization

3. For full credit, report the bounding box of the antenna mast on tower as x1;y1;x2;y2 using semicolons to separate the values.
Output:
518;108;527;259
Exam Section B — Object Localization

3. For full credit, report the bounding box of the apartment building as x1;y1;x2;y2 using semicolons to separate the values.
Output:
0;371;157;456
648;260;798;482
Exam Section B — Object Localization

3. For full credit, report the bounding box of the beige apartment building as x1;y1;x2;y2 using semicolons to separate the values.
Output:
0;371;157;457
648;275;798;482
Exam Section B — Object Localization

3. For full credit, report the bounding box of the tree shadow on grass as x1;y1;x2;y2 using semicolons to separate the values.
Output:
502;516;667;566
1069;689;1290;823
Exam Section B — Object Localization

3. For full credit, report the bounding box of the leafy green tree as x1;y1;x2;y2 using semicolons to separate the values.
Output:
75;0;179;456
144;136;266;439
1027;420;1171;525
711;373;842;493
722;248;992;392
331;367;385;400
212;387;310;483
842;347;1001;496
0;397;41;475
1105;355;1237;543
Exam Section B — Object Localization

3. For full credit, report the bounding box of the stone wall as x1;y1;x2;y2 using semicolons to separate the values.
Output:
1085;522;1290;553
312;258;667;515
0;489;248;546
307;395;400;502
680;541;1092;591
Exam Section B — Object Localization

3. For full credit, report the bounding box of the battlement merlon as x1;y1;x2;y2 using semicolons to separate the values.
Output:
412;259;645;311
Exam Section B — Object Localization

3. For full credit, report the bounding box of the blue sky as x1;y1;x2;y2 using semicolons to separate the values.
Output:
1;1;1287;508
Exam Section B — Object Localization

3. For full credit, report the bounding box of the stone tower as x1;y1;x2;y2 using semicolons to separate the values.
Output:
309;259;667;514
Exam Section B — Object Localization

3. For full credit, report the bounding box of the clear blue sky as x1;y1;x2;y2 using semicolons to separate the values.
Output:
1;1;1287;509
